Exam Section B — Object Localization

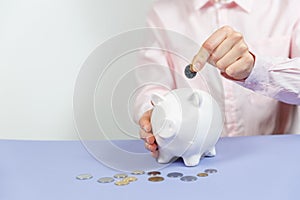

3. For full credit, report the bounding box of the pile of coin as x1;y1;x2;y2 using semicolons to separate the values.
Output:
76;168;218;186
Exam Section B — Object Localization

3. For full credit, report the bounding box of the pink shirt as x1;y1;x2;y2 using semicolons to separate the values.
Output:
134;0;300;137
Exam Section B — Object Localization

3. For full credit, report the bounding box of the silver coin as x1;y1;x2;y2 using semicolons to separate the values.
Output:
167;172;183;178
113;173;128;179
184;64;197;79
147;171;161;176
97;177;114;183
204;169;218;174
131;170;145;175
76;174;93;180
180;176;197;182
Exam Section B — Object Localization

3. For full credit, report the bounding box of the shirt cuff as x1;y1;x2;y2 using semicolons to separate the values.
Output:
235;54;271;93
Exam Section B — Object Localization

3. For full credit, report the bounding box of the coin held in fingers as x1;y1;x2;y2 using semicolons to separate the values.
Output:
184;64;197;79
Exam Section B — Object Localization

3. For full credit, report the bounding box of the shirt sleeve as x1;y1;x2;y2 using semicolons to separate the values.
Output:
237;19;300;105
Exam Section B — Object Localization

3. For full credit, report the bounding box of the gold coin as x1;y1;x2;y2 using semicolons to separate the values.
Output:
131;170;145;175
123;176;138;182
197;173;208;177
147;171;161;176
113;173;128;179
114;180;129;186
148;176;164;182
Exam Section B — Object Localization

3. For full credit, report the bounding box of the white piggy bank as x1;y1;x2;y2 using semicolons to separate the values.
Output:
151;88;223;166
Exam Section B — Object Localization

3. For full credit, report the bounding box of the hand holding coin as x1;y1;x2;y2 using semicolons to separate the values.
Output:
187;26;255;81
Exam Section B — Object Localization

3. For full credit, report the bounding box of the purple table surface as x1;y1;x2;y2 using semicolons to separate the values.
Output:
1;135;300;200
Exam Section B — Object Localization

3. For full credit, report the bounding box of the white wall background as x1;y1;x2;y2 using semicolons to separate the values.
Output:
0;0;155;140
0;0;298;140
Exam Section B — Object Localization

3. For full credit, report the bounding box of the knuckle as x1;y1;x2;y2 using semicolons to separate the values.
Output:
202;41;215;52
238;43;248;52
210;53;219;63
221;25;233;33
226;67;236;77
215;60;225;70
138;117;146;126
232;32;243;40
243;54;254;65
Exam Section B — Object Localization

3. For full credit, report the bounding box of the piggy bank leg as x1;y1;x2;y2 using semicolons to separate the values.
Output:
204;146;216;157
157;150;173;164
182;154;201;167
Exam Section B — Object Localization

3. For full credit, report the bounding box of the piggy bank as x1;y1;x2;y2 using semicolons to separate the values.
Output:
151;88;223;166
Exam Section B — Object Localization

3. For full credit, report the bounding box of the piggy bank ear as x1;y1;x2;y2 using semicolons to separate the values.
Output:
151;93;165;106
159;119;176;139
190;91;203;107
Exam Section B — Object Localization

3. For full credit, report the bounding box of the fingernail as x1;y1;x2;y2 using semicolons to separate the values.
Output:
192;62;202;72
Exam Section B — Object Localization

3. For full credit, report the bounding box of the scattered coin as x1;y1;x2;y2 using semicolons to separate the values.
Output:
204;169;218;174
131;170;145;175
113;173;128;179
184;64;197;79
115;180;129;186
76;174;93;180
123;176;138;182
180;176;197;182
97;177;114;183
147;171;161;176
197;173;208;177
167;172;184;178
148;176;164;182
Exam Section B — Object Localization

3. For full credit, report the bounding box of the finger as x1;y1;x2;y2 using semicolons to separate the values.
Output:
139;110;152;132
224;54;254;80
192;26;233;71
146;134;156;145
151;150;159;158
209;32;243;66
215;40;248;72
139;129;153;141
139;128;157;146
144;142;158;152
